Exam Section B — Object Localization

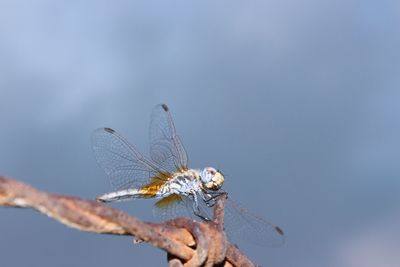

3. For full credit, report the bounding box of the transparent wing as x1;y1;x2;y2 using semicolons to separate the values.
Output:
153;191;284;247
153;193;212;221
92;127;169;191
153;192;284;247
149;104;188;173
153;194;195;221
223;197;285;247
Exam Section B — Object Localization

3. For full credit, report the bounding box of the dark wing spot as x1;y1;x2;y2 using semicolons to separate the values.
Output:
161;104;169;111
104;127;115;133
275;226;284;236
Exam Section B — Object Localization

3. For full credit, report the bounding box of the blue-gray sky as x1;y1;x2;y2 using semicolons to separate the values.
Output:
1;1;400;266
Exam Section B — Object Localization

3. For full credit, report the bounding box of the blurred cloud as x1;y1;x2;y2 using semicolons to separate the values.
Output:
334;209;400;267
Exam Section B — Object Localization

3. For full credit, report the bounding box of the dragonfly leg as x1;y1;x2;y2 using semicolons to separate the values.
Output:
192;193;211;221
193;209;211;221
203;192;226;207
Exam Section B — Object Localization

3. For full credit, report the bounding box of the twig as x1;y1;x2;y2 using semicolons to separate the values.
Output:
0;176;256;267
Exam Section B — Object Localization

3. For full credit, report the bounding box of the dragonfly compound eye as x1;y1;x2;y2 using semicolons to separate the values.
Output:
204;171;224;191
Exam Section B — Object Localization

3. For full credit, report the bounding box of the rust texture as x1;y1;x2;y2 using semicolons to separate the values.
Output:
0;176;257;267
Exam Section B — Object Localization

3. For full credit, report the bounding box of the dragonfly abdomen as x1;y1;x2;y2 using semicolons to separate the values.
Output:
96;188;157;202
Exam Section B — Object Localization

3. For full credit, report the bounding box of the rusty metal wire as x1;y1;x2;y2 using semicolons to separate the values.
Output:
0;176;257;267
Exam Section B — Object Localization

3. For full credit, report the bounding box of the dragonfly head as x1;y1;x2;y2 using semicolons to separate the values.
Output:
200;167;225;191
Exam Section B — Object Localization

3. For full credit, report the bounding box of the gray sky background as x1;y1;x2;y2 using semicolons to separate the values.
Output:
1;1;400;266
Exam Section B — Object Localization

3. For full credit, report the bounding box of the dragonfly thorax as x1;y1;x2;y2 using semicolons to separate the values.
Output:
200;167;225;191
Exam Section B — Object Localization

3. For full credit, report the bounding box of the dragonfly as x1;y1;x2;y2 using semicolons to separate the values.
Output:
92;104;284;247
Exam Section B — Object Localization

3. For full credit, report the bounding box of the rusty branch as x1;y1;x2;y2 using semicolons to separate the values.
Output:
0;176;257;267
